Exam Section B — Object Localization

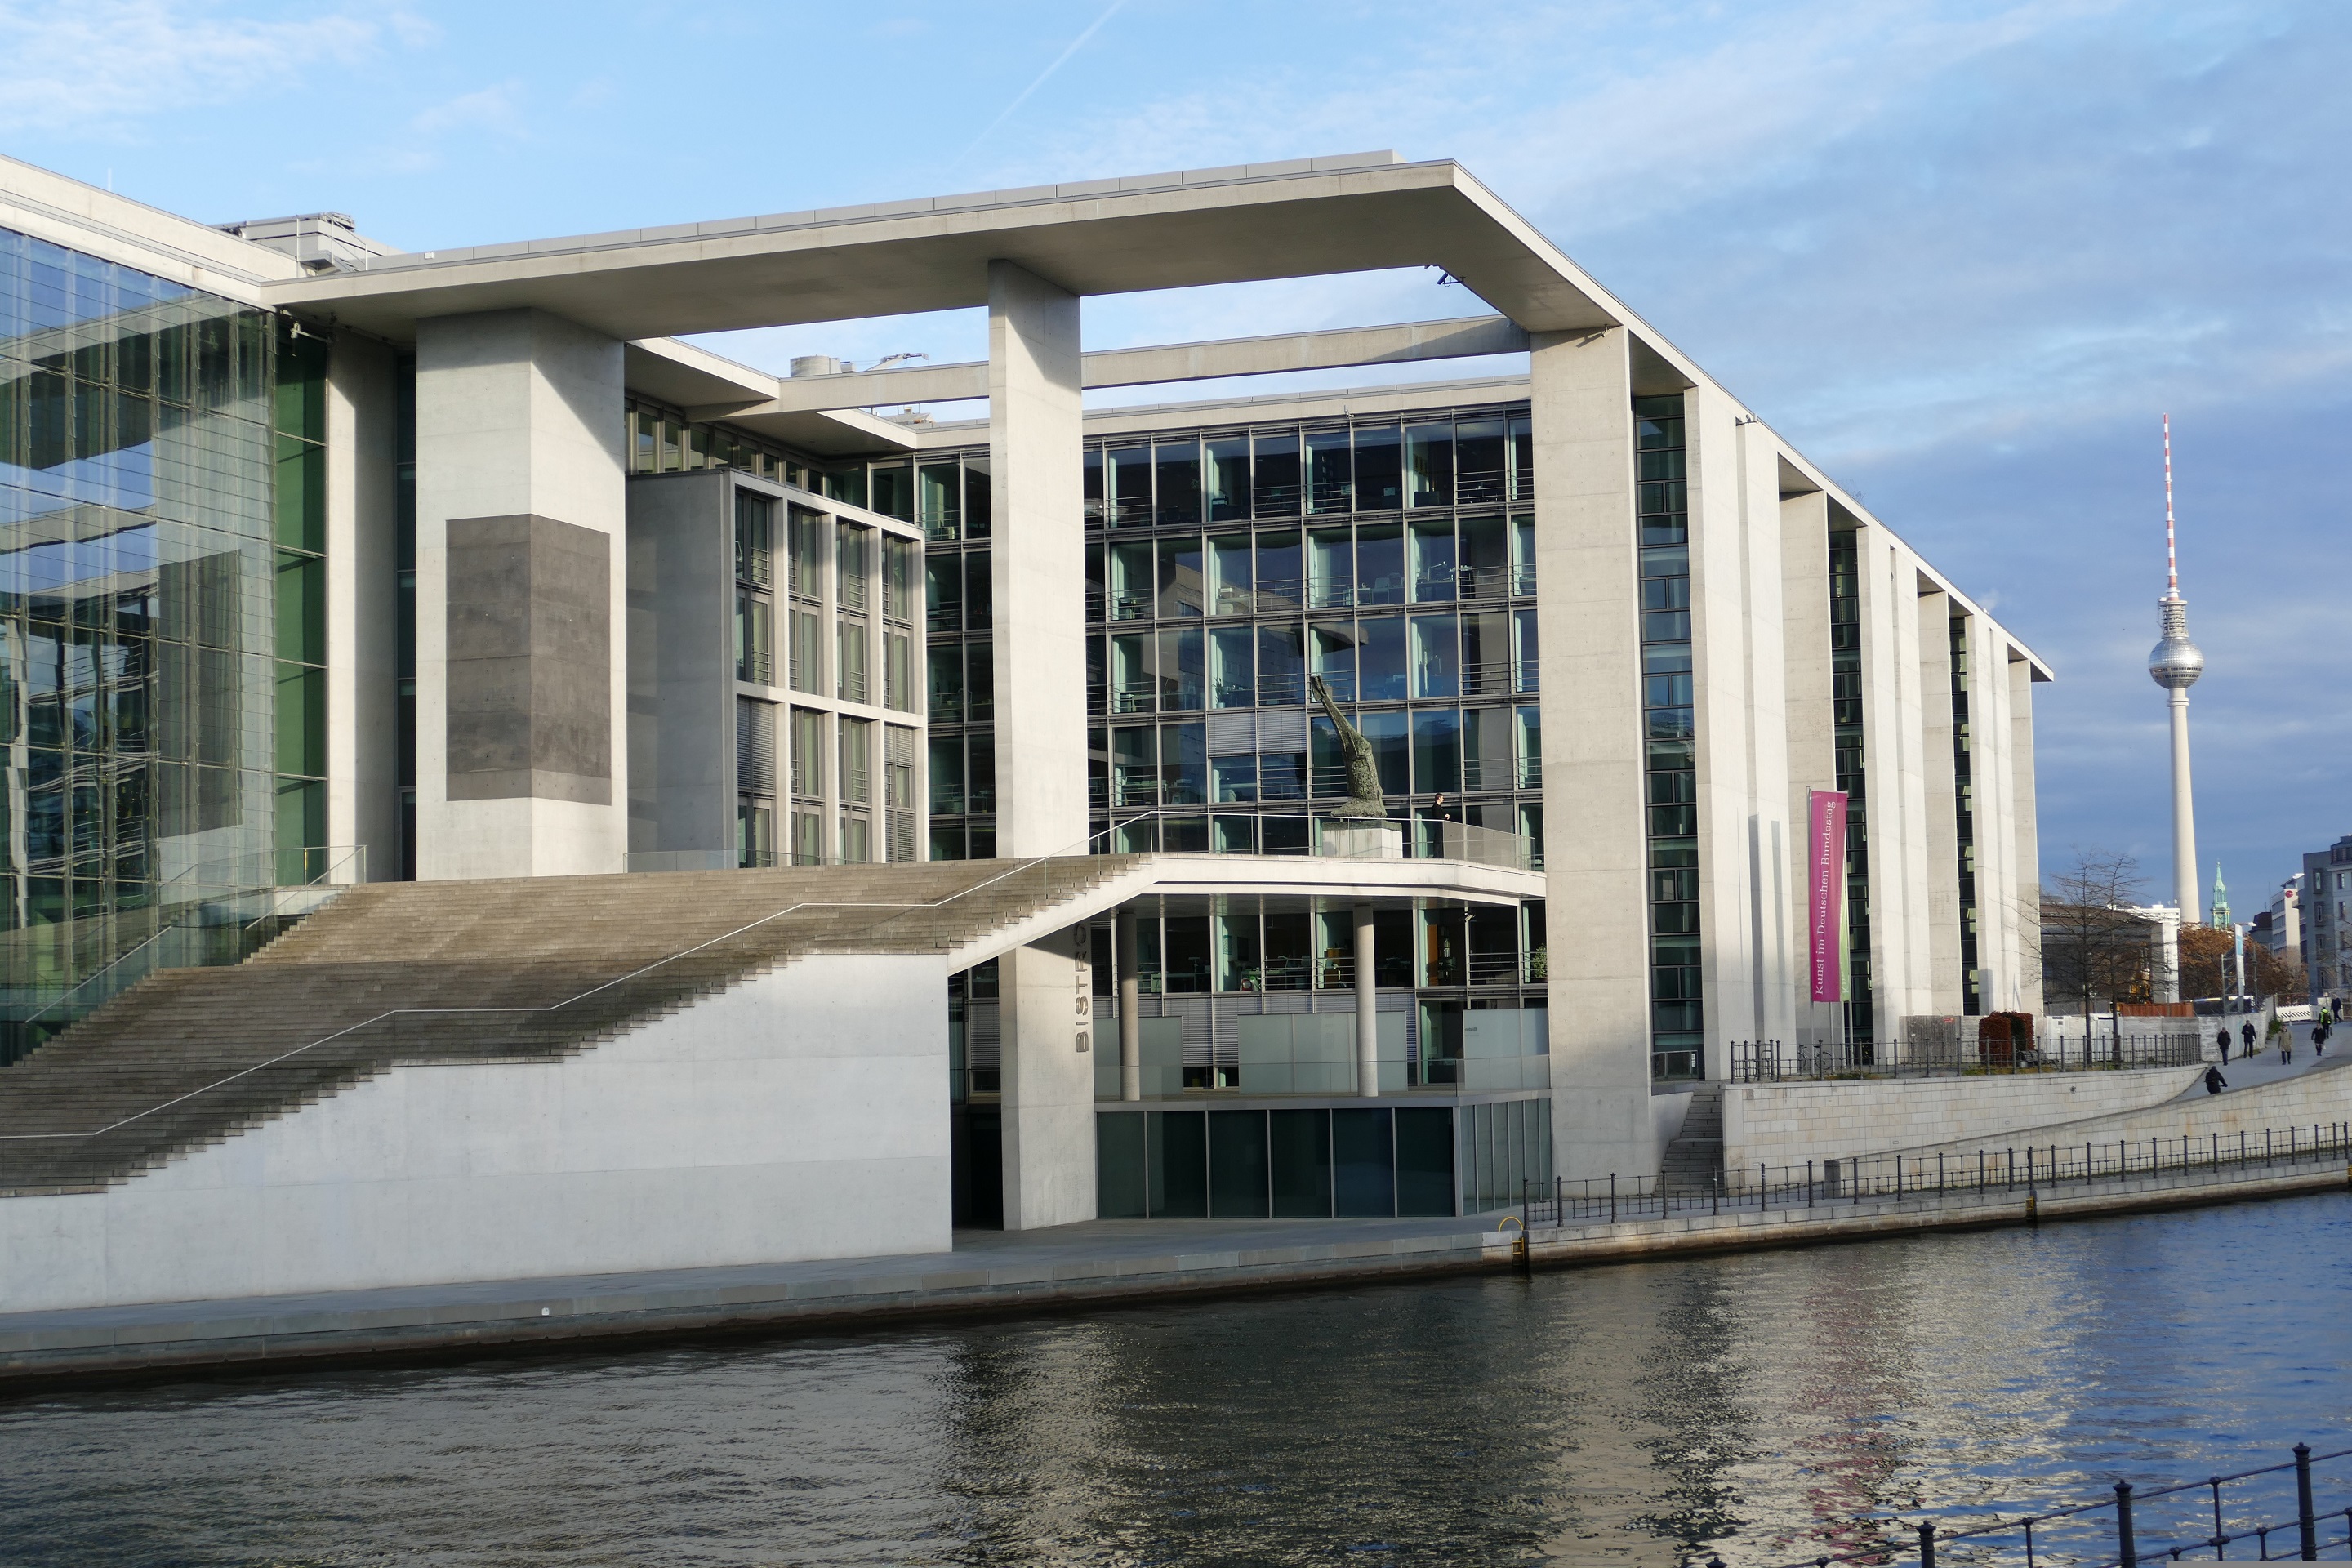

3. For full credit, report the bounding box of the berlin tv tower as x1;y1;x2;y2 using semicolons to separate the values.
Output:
2146;415;2205;923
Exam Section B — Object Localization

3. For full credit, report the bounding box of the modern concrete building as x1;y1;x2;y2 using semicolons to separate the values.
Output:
0;149;2051;1303
2303;837;2352;1004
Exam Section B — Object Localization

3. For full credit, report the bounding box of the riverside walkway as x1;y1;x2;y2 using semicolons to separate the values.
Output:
4;1118;2345;1388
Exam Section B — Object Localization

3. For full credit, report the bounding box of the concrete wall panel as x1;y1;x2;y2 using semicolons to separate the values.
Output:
0;954;950;1313
1722;1066;2202;1169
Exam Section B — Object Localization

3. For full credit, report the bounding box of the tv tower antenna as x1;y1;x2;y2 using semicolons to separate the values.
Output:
2147;414;2204;922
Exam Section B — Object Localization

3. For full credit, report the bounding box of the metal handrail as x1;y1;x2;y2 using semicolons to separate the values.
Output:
1720;1441;2352;1568
16;846;369;1039
2;813;1538;1164
0;840;1110;1161
1521;1117;2352;1232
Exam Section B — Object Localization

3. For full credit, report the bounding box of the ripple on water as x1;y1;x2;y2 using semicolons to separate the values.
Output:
4;1194;2350;1566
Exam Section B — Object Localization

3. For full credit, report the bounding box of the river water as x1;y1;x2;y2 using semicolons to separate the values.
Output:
6;1193;2350;1567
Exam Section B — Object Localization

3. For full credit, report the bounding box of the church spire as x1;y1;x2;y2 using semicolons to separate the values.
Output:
2210;862;2231;929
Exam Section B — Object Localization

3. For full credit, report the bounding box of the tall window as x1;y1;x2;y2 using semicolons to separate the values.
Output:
274;320;329;885
1950;615;1980;1015
1829;529;1873;1045
1635;394;1699;1080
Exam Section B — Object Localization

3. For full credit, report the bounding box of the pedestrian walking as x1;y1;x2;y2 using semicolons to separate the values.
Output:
2243;1020;2257;1058
2216;1025;2233;1061
2203;1063;2228;1095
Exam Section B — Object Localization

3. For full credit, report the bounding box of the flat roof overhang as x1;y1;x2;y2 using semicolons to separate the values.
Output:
265;157;1634;348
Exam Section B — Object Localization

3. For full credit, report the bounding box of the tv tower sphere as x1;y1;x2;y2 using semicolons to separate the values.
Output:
2148;599;2203;690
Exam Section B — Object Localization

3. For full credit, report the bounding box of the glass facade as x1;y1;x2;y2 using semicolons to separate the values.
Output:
0;226;280;1062
274;323;327;884
1828;528;1874;1045
1949;614;1980;1015
1635;395;1699;1080
918;409;1542;870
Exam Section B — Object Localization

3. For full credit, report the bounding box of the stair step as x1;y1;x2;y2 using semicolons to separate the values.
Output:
1;855;1146;1193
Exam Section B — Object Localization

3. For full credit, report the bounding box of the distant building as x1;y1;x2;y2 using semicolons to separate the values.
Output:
2125;902;2184;1004
2304;835;2352;1003
2258;874;2302;963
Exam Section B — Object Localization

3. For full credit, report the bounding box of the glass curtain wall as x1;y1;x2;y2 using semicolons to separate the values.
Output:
0;226;278;1063
919;408;1543;1030
394;356;416;879
1635;395;1700;1080
1949;614;1980;1016
1828;528;1873;1045
274;323;327;883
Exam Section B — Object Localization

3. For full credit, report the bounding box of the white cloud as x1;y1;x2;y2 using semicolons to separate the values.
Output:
0;1;385;134
411;82;527;140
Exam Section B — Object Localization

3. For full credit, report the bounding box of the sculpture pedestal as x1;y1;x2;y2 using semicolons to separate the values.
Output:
1317;821;1403;859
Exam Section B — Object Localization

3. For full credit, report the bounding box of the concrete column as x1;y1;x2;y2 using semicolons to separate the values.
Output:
323;329;402;881
987;260;1087;858
1917;587;1963;1016
987;261;1095;1228
1684;384;1754;1062
413;308;627;880
1859;529;1934;1031
1354;901;1378;1098
2008;657;2045;1015
1779;489;1837;1047
1117;904;1141;1101
2168;688;2200;924
1530;325;1655;1183
1739;424;1796;1049
999;924;1097;1230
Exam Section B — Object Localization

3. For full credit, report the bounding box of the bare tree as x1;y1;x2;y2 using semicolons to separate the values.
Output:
2041;848;2153;1062
2180;924;2302;1001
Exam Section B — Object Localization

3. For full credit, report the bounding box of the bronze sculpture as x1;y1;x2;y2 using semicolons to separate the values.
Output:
1310;675;1389;821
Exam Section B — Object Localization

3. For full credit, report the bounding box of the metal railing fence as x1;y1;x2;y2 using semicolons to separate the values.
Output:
1520;1118;2352;1228
1731;1032;2204;1082
1709;1441;2352;1568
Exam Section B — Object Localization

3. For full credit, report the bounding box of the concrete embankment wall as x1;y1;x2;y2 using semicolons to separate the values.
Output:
0;954;951;1315
7;1156;2345;1388
1722;1067;2203;1170
1881;1056;2352;1163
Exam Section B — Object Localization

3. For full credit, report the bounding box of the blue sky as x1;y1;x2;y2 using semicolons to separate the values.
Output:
7;0;2345;911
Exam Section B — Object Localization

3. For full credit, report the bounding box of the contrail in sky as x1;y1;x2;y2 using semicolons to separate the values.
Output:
959;0;1129;165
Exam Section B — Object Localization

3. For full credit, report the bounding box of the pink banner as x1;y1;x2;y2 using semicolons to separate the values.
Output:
1808;790;1848;1004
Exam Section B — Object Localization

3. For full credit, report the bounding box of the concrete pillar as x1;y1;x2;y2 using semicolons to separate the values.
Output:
1683;387;1797;1063
1530;325;1655;1183
987;260;1096;1229
1917;586;1963;1016
1117;904;1141;1101
987;260;1087;858
1354;901;1378;1097
413;308;627;880
1779;489;1837;1047
2007;657;2045;1015
1858;528;1934;1032
323;329;403;881
999;924;1097;1230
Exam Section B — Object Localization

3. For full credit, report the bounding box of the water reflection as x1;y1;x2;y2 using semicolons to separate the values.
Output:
4;1195;2349;1566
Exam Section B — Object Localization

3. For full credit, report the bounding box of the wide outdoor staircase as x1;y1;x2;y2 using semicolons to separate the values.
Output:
1659;1080;1726;1196
0;857;1136;1196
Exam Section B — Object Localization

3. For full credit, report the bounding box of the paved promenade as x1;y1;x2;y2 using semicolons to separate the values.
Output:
4;1147;2345;1389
